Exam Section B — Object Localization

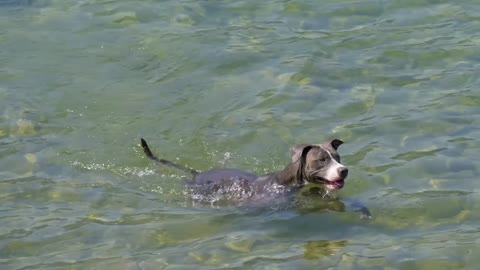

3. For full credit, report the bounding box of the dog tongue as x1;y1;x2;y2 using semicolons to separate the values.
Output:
334;179;345;188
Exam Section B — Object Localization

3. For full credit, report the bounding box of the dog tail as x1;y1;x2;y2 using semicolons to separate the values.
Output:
140;138;198;176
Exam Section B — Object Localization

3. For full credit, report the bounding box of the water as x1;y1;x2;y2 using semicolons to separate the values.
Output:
1;0;480;269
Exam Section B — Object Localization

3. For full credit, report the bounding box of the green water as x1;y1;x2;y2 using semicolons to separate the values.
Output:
1;0;480;269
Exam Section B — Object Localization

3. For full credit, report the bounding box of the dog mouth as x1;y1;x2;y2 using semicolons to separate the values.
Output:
313;178;345;190
324;179;345;190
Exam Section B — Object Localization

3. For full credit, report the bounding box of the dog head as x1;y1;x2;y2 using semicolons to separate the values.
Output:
290;139;348;190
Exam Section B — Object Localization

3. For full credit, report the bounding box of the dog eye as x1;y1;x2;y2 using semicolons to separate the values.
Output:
318;157;327;162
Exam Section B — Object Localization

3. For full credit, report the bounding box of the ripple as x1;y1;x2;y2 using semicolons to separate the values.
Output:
392;148;447;161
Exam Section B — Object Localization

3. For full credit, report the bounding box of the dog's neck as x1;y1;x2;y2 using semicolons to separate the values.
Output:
272;162;305;186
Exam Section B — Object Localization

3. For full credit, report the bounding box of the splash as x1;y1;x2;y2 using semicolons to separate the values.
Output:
184;180;297;208
71;160;157;177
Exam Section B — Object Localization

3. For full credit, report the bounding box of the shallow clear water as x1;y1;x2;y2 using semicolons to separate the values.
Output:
1;0;480;269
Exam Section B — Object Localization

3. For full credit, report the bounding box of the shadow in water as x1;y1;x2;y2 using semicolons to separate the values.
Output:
295;186;372;219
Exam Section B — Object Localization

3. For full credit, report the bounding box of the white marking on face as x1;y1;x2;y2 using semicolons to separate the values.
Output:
323;148;346;182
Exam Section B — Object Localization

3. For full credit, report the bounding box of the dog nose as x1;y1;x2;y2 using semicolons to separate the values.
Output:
338;167;348;178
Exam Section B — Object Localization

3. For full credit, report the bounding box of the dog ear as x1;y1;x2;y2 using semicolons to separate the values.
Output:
325;139;344;151
290;144;313;163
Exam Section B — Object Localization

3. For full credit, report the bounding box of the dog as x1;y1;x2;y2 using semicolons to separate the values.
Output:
140;138;371;218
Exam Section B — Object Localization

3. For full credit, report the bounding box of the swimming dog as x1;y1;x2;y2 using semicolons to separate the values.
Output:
140;138;371;218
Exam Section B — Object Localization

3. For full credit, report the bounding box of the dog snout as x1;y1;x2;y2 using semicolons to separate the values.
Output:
338;167;348;179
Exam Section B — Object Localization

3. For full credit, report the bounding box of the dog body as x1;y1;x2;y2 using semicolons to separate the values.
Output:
140;138;371;218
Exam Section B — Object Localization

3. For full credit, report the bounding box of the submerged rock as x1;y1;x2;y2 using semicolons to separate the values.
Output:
224;238;256;253
24;153;37;164
15;119;35;135
173;14;194;26
111;11;138;25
